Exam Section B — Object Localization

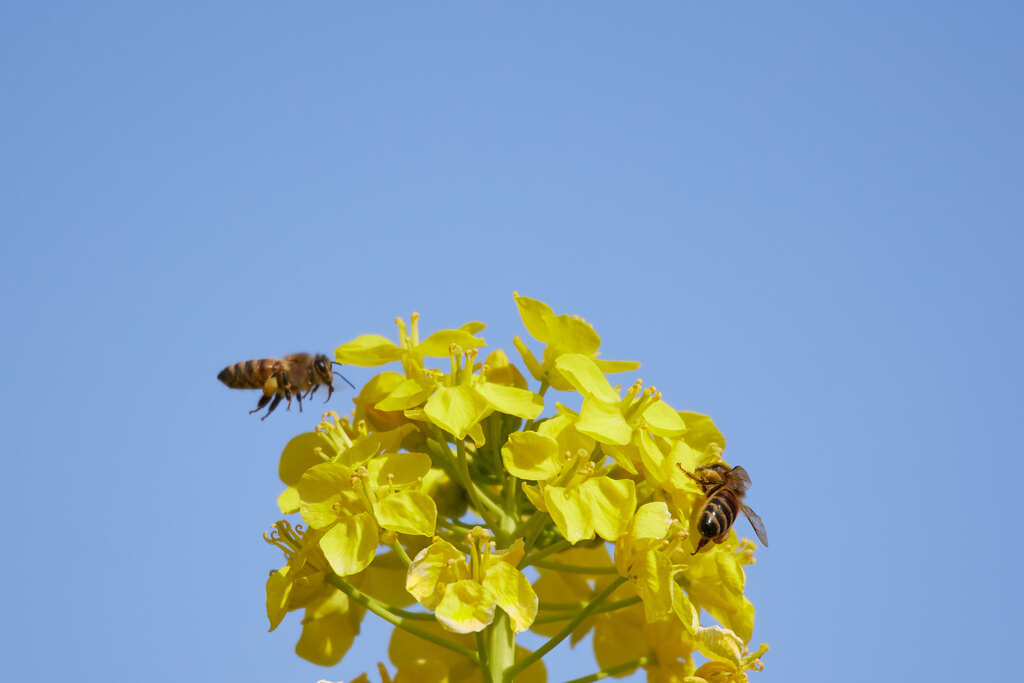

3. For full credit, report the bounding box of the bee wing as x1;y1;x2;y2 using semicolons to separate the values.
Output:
730;466;753;490
741;504;769;547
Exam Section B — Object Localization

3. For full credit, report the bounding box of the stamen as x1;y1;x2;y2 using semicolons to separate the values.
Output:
410;312;421;347
395;317;410;348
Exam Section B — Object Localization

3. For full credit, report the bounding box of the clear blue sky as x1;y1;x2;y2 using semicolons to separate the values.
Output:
3;3;1021;681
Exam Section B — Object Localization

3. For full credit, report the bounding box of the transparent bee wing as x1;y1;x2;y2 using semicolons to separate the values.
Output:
741;504;769;547
730;465;753;490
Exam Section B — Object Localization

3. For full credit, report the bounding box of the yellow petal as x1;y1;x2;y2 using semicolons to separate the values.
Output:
522;482;546;511
371;451;433;487
434;579;496;633
593;359;642;374
631;502;672;541
672;587;700;635
406;539;468;609
474;382;544;420
575;398;632;445
582;477;636;542
295;592;359;666
637;430;669;485
679;412;726;452
294;609;358;666
416;329;486;357
376;377;434;411
544;486;592;543
513;292;556;344
335;335;404;367
461;321;487;334
376;490;437;536
483;349;529;389
279;431;332;485
537;413;596;459
643;400;687;437
695;626;744;665
319;513;379;576
513;336;545;383
266;567;292;631
277;486;300;514
424;385;492;440
554;354;621;404
501;432;562;481
482;561;538;633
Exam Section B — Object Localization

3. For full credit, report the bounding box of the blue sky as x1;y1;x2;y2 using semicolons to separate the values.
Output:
3;2;1022;681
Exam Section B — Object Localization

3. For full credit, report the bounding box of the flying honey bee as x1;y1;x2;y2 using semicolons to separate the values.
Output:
217;353;355;420
681;463;768;554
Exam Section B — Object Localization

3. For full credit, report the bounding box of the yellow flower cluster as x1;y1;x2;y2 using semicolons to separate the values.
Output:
264;294;768;682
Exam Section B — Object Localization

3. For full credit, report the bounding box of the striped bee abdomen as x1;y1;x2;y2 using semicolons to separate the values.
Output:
698;490;738;539
217;359;281;389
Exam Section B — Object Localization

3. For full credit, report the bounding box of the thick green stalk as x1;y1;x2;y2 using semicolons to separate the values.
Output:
486;610;515;683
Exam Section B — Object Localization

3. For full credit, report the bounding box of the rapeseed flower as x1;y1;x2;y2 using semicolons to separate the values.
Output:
261;294;769;682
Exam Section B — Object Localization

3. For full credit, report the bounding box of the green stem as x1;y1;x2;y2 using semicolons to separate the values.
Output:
487;610;515;683
503;577;627;681
388;606;440;621
561;655;653;683
455;440;507;527
532;596;641;624
517;511;549;557
325;573;479;665
531;560;619;574
519;539;570;568
476;630;490;681
390;538;411;567
538;601;585;610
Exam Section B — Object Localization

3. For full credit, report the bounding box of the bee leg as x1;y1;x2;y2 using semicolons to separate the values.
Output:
308;385;318;400
325;383;333;403
249;394;273;415
295;391;303;413
260;394;284;420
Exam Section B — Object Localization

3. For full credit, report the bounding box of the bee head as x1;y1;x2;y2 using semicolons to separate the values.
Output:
313;354;333;385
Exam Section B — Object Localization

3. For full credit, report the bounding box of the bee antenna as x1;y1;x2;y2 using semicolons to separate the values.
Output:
331;362;356;389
